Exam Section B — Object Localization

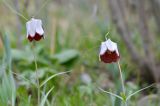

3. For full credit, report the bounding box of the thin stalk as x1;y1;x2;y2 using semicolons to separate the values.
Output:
117;61;125;93
2;0;29;21
117;61;127;106
32;44;40;106
125;102;128;106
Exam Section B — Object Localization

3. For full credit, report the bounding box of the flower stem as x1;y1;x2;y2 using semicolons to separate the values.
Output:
117;61;127;106
117;61;125;93
125;102;128;106
32;44;40;106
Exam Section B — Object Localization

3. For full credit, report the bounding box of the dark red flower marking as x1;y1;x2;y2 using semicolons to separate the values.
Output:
28;35;34;42
28;33;43;42
100;50;120;63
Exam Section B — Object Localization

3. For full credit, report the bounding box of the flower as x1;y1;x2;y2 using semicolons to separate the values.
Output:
99;39;120;63
26;18;44;42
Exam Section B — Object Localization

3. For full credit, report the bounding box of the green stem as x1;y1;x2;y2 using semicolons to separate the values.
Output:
32;44;40;106
125;102;128;106
117;61;127;106
117;61;125;94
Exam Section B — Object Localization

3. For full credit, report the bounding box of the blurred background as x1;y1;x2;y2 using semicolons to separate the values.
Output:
0;0;160;106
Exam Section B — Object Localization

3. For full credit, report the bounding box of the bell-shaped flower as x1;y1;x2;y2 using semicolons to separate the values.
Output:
99;39;120;63
26;18;44;42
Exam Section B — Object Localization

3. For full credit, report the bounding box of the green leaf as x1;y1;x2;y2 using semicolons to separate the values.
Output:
11;49;33;62
1;32;12;69
0;31;16;105
40;71;71;87
52;49;79;64
40;86;54;106
98;87;123;100
126;83;155;101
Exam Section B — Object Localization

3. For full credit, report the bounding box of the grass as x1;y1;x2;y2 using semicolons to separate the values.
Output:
0;0;159;106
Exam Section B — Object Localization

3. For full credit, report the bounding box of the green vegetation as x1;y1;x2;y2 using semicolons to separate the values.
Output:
0;0;159;106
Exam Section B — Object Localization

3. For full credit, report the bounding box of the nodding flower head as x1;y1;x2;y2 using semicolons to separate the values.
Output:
26;18;44;42
99;39;120;63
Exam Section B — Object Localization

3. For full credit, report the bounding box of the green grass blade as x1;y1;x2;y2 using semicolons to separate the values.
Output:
1;31;16;105
40;71;71;87
1;32;12;70
28;95;32;106
40;86;54;106
126;83;155;101
98;87;123;100
12;72;37;86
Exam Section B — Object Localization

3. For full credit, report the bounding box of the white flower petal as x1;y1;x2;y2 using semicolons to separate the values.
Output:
35;19;44;36
105;39;114;51
26;18;37;37
26;18;44;38
100;42;107;55
26;21;31;37
99;39;119;56
106;39;119;56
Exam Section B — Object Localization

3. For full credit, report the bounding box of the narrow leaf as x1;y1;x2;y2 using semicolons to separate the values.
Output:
40;71;71;87
126;83;155;101
40;87;54;106
98;87;123;100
